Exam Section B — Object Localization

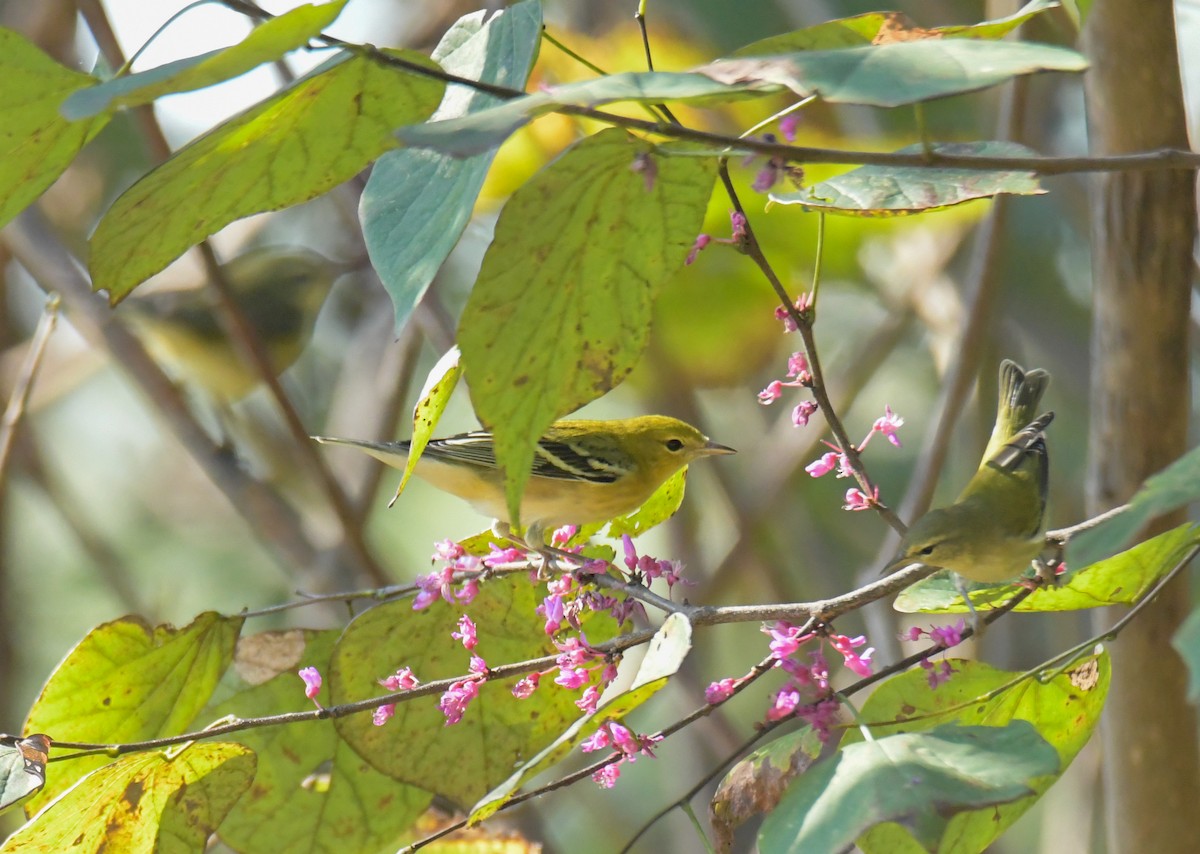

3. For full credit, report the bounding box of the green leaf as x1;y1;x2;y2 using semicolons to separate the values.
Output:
760;722;1060;853
711;729;824;852
734;1;1061;55
701;40;1087;108
4;744;254;852
1068;445;1200;568
0;28;108;229
329;572;618;809
457;129;716;523
90;51;445;303
208;629;430;854
1173;608;1200;705
895;524;1200;613
396;71;774;157
605;468;688;539
771;141;1044;216
391;345;462;504
61;1;349;119
362;0;541;330
469;613;692;823
848;654;1108;853
22;612;242;812
0;735;49;816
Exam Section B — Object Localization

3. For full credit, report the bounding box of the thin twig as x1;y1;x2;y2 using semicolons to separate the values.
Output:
716;162;905;534
0;296;59;482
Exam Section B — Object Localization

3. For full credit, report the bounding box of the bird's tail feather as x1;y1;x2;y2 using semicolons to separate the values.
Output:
984;359;1050;463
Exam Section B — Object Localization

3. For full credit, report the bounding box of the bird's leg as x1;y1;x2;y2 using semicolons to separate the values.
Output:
1034;535;1067;587
954;574;986;638
490;521;562;580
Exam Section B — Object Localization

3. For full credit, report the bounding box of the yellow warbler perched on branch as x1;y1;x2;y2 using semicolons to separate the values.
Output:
888;360;1054;590
123;247;339;401
314;415;735;550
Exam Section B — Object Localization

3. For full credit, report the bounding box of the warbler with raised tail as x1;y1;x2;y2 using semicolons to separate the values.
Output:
314;416;735;548
889;360;1053;584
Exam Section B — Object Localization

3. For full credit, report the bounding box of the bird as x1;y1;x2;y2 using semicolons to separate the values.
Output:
123;247;339;402
888;360;1053;614
314;415;736;551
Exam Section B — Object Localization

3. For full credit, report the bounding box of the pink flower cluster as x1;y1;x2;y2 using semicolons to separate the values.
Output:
412;540;486;610
621;535;691;593
773;291;813;333
900;619;966;689
750;622;875;742
581;720;663;788
509;632;618;716
804;406;904;513
686;211;750;266
373;666;421;726
757;351;818;428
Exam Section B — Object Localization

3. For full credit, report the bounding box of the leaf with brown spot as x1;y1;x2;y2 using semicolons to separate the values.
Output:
0;744;253;852
711;729;824;852
22;612;243;813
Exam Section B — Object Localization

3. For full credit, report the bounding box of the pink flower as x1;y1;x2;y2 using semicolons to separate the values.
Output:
581;729;610;753
779;113;801;142
706;678;737;703
454;578;479;604
786;352;810;383
929;619;966;649
452;615;478;650
412;565;455;610
900;626;924;642
512;673;541;699
621;534;638;571
576;685;601;713
752;158;783;192
608;722;638;755
806;451;842;478
842;487;878;512
758;380;785;405
765;621;807;661
797;697;841;742
469;654;488;676
379;666;419;692
592;764;621;788
372;703;396;726
578;558;609;576
685;233;711;265
872;405;904;447
555;667;590;690
483;544;525;567
766;685;801;721
538;593;565;635
829;633;875;677
552;525;578;546
555;635;598;668
792;400;818;427
439;679;481;725
298;667;322;703
730;211;748;241
432;539;464;561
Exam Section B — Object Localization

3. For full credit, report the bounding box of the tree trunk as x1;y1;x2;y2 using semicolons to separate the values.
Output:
1084;3;1200;853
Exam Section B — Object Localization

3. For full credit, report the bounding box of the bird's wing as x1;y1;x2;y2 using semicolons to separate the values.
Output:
424;433;624;483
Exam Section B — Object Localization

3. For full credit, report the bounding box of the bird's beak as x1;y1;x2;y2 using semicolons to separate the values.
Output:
702;440;737;456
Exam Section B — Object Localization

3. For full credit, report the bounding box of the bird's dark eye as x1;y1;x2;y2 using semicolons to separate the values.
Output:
918;545;936;556
665;438;684;452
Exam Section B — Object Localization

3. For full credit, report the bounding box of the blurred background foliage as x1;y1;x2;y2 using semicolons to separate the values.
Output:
0;0;1196;850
